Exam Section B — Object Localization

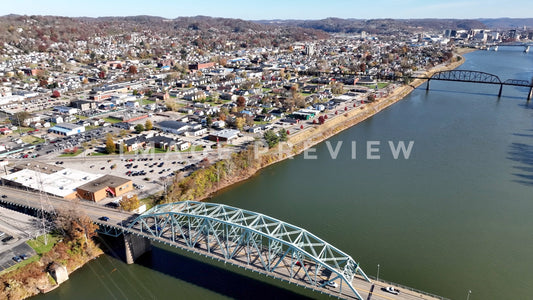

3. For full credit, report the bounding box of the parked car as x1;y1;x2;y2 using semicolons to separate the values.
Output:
99;216;110;221
12;256;22;263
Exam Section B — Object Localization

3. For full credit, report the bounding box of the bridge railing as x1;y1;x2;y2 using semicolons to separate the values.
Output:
367;275;451;300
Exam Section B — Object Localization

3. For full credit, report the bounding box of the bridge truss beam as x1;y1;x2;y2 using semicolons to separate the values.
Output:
127;201;370;299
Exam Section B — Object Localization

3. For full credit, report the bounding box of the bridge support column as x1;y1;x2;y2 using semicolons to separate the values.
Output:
528;87;532;101
124;233;151;264
498;84;503;97
426;79;430;91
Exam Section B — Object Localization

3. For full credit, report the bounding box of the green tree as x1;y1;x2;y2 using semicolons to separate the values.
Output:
145;119;153;130
134;124;145;133
264;129;280;148
11;111;30;126
278;128;288;142
105;133;116;154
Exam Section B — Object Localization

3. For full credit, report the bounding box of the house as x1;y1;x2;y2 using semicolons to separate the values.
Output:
49;115;64;124
113;122;134;131
53;106;79;115
147;136;177;151
212;120;226;129
118;136;148;152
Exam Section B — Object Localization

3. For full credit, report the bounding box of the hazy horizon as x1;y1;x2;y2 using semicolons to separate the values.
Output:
3;0;533;20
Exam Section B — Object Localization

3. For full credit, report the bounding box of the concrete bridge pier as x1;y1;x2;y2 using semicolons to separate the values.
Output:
528;86;532;101
426;79;430;91
498;84;503;97
124;233;152;264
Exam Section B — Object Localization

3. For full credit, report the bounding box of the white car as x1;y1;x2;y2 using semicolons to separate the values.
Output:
382;286;400;295
326;281;338;288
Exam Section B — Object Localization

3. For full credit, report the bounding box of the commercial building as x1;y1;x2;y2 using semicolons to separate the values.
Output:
208;129;240;142
76;174;133;202
48;123;85;136
1;163;103;199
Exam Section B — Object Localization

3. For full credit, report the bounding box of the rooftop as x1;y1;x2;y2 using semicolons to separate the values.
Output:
2;168;103;197
77;174;131;193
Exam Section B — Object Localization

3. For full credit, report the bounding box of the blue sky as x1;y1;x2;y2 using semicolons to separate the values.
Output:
3;0;533;20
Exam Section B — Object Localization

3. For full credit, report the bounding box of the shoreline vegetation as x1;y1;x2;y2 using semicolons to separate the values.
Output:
0;211;103;300
161;47;476;204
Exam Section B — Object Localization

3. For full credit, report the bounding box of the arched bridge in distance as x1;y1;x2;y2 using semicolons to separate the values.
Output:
416;70;533;100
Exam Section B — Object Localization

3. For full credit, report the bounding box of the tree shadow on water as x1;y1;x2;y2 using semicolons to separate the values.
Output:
508;142;533;186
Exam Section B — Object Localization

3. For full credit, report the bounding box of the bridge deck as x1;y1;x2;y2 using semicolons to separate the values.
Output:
0;187;447;300
123;228;446;300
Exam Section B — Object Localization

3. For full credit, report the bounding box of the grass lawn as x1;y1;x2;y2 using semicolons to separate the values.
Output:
139;98;156;106
27;234;60;255
85;125;100;131
362;82;390;89
88;151;110;156
180;145;204;152
77;115;88;120
254;120;270;125
59;149;84;157
103;117;122;124
21;136;45;145
0;234;60;276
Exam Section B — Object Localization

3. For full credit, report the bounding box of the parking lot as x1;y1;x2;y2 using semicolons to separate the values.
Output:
0;207;40;273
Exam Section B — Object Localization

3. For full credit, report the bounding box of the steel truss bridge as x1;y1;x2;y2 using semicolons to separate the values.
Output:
415;70;533;100
108;201;372;299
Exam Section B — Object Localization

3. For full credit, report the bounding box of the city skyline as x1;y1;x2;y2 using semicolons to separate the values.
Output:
3;0;533;20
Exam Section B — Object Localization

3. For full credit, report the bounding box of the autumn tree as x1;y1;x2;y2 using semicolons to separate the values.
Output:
120;194;139;212
235;117;245;130
331;82;344;95
145;119;153;130
236;96;246;107
128;65;138;74
105;133;116;154
55;209;99;242
367;94;376;102
51;90;60;98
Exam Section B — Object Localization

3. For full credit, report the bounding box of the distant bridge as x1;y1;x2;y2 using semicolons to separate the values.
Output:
485;42;531;52
414;70;533;100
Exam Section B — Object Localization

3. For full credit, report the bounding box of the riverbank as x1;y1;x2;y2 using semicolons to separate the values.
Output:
178;48;474;202
0;217;103;299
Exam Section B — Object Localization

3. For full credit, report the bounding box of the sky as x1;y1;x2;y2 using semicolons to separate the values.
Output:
3;0;533;20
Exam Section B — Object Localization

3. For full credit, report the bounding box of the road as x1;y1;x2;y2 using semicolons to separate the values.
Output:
0;186;134;226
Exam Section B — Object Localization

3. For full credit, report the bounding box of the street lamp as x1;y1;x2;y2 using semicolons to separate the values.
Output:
377;264;380;282
466;290;471;300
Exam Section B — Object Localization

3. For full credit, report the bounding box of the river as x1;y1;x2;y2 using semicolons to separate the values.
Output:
35;48;533;300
